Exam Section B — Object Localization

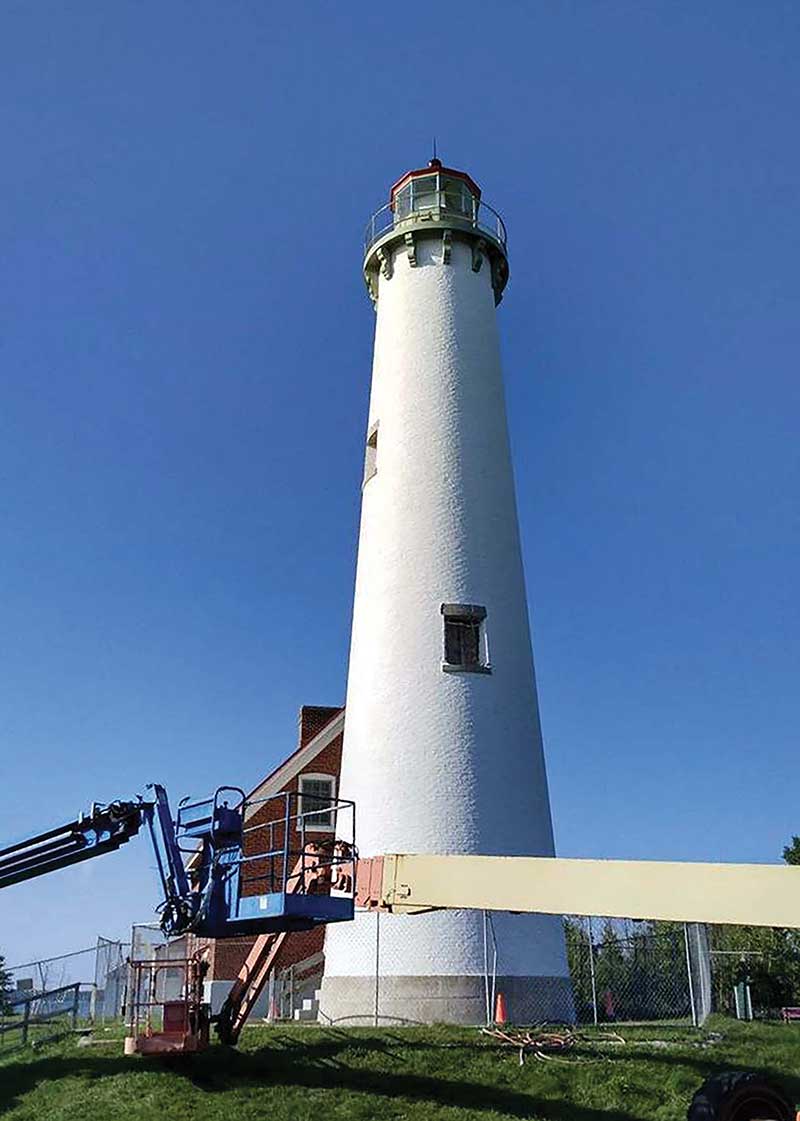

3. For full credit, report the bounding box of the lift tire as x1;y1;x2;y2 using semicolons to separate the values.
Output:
687;1071;795;1121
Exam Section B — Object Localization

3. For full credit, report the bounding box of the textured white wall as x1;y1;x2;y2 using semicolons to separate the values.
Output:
324;236;569;981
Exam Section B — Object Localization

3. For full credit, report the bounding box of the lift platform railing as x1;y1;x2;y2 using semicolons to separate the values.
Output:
239;788;356;896
154;786;357;939
124;944;209;1056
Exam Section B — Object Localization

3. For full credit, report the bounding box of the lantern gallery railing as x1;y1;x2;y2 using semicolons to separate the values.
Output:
364;194;507;256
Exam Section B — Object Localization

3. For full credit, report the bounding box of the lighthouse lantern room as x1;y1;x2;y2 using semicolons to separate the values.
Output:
363;158;509;306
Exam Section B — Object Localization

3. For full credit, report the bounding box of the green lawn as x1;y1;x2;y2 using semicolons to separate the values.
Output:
1;1018;799;1120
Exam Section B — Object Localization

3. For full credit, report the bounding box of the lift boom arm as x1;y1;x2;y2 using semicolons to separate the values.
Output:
0;800;147;891
357;853;800;929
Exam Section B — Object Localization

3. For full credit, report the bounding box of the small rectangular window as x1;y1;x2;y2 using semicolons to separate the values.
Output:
363;422;378;486
441;603;491;674
298;774;336;830
445;617;481;666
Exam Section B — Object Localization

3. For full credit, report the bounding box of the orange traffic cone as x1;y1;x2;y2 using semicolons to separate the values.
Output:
494;991;509;1025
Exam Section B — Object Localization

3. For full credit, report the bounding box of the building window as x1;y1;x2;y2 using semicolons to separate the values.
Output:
363;422;379;486
441;603;491;674
298;773;336;831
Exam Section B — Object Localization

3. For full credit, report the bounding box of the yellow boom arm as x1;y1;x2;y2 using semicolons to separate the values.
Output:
356;854;800;928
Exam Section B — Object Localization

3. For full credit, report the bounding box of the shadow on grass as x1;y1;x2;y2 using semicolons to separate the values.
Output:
614;1041;800;1107
0;1031;649;1121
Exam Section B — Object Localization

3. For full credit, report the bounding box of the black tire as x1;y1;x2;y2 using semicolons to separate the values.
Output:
687;1071;795;1121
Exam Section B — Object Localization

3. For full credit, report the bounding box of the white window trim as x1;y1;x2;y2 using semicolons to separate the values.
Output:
297;772;337;833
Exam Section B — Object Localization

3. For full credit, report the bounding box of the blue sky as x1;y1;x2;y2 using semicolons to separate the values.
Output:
1;2;798;972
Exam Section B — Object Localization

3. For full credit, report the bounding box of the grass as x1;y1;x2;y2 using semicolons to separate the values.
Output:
0;1017;799;1120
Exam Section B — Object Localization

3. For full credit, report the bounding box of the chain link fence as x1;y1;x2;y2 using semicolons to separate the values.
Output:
565;917;711;1026
306;913;713;1028
94;937;128;1021
4;937;129;1028
9;915;787;1035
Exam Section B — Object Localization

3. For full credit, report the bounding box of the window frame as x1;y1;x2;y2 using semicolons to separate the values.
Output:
440;603;492;675
296;772;337;833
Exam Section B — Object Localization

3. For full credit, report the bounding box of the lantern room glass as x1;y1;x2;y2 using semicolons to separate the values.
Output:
393;171;478;223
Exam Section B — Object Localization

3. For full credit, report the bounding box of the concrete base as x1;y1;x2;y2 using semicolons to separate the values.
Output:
318;974;574;1026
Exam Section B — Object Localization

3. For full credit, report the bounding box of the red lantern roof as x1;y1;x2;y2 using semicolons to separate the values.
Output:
390;158;482;204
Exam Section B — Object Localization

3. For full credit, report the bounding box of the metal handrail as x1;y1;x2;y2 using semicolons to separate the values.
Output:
196;788;357;902
1;982;81;1045
364;196;507;256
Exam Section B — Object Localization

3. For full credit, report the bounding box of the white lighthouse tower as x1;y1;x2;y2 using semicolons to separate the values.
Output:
320;159;572;1024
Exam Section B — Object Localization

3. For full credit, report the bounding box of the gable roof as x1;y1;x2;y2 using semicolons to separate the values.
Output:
184;706;346;875
243;707;344;822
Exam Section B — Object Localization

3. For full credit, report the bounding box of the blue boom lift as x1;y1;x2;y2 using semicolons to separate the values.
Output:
0;783;356;1051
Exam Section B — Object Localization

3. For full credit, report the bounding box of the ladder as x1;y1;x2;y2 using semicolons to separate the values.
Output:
216;928;289;1044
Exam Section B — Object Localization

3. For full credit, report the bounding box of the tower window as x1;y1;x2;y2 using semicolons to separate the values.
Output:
363;422;379;486
441;603;491;674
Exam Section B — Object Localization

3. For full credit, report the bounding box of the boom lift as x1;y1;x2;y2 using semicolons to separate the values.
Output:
0;783;356;1053
0;799;147;891
355;852;800;928
5;791;800;1115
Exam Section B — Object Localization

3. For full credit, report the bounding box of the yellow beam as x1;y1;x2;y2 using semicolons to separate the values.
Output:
373;854;800;928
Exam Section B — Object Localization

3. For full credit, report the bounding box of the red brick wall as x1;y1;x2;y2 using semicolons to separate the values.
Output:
207;716;343;982
198;935;253;980
298;706;341;748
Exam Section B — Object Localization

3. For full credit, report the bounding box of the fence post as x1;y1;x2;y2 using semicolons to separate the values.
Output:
21;1001;30;1046
586;917;599;1026
482;910;490;1025
71;984;80;1029
266;974;274;1023
373;909;381;1028
684;923;697;1027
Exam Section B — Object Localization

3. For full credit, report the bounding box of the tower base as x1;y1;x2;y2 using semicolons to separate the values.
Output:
318;973;574;1026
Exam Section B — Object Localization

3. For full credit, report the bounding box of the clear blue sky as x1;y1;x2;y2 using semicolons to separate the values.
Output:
1;2;798;972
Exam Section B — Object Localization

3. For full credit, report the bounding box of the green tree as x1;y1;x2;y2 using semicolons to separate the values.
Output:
594;920;628;1020
563;918;595;1019
783;836;800;866
708;836;800;1013
710;924;800;1011
639;921;689;1019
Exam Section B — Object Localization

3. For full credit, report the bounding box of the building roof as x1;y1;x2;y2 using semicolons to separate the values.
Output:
389;158;482;202
243;706;344;821
185;706;345;873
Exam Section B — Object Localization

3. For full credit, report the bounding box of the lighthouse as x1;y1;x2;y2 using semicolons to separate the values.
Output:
320;159;572;1024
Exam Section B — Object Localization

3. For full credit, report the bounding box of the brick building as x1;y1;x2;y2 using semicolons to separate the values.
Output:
202;704;344;1019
